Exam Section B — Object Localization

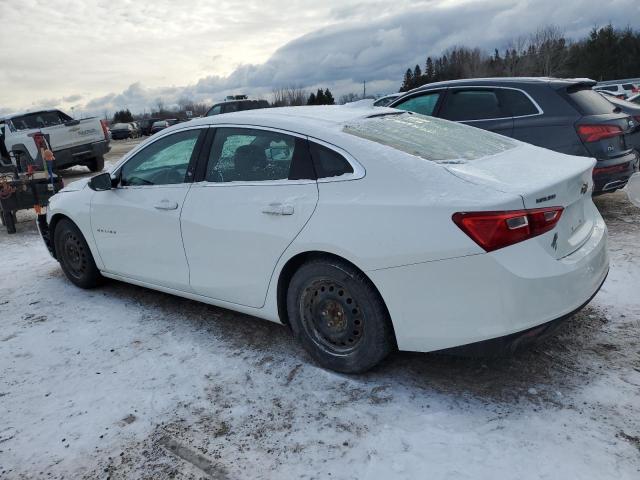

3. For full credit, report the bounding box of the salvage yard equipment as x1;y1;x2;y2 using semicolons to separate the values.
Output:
0;171;62;234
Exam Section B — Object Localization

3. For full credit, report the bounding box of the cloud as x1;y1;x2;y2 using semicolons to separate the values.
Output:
1;0;638;117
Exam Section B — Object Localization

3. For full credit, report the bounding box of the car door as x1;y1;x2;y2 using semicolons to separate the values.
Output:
438;87;514;137
90;127;205;291
181;126;319;308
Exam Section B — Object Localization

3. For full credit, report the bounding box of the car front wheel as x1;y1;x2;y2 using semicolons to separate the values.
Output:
287;258;395;373
54;218;103;288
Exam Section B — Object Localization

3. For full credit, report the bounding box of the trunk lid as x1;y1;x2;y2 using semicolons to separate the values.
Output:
446;144;596;259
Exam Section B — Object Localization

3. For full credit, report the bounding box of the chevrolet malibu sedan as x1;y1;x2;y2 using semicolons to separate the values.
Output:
39;106;609;373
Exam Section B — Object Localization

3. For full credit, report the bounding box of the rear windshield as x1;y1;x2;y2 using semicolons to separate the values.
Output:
567;87;617;115
10;110;71;130
343;113;516;163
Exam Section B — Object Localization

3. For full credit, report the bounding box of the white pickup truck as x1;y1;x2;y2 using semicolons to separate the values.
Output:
0;109;110;172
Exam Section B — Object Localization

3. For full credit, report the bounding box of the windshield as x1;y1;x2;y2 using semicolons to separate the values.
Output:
343;112;516;163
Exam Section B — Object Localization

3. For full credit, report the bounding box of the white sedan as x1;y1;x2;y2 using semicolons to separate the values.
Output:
40;106;609;373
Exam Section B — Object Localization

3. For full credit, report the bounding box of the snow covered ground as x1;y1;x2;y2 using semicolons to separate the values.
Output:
1;140;639;479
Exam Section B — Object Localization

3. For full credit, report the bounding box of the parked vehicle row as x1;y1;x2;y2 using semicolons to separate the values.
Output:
387;77;639;194
41;106;608;373
593;79;640;99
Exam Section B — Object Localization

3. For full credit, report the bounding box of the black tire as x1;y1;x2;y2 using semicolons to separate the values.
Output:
2;209;16;234
88;156;105;172
286;258;395;373
53;218;103;288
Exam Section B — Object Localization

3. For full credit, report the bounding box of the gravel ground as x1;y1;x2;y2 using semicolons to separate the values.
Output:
0;139;638;479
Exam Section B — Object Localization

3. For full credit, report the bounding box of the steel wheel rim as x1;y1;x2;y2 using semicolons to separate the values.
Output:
62;232;87;279
299;278;364;354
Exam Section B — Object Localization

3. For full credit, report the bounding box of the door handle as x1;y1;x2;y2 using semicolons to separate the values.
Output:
262;203;294;215
154;200;179;210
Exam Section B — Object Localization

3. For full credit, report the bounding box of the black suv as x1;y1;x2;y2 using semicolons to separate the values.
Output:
388;78;639;194
206;99;270;116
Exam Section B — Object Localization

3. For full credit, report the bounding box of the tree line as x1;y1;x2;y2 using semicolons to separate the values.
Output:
400;24;640;92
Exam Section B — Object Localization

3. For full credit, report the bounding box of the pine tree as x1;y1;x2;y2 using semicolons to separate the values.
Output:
324;88;335;105
413;64;422;87
316;88;326;104
307;93;317;105
400;68;413;92
425;57;434;82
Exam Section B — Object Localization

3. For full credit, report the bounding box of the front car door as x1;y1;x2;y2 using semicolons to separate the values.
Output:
90;127;205;291
181;126;319;308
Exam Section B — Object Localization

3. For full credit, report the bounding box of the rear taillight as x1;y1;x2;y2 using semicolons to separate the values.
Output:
100;120;109;140
576;124;623;143
452;207;564;252
593;162;630;177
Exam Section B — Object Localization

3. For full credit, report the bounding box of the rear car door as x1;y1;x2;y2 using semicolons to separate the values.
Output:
90;127;205;290
181;126;318;308
438;87;514;137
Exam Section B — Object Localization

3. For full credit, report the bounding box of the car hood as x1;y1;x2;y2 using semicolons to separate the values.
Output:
59;177;90;192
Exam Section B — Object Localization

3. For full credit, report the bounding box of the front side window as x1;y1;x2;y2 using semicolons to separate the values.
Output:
206;105;222;116
120;129;201;186
393;92;441;116
440;89;506;121
206;128;312;182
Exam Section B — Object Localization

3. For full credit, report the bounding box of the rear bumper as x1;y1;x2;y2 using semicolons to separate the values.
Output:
440;269;608;356
369;214;609;353
593;150;639;194
54;139;111;168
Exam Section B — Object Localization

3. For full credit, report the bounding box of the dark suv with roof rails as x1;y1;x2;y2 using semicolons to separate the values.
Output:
388;78;639;194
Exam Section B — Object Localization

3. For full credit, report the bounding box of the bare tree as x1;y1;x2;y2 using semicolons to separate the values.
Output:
338;93;360;104
272;86;307;107
529;25;567;76
155;98;165;115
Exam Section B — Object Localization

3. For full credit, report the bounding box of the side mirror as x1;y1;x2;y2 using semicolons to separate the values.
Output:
89;172;112;191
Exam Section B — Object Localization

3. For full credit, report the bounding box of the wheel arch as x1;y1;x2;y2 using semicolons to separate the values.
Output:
48;213;74;257
276;250;397;346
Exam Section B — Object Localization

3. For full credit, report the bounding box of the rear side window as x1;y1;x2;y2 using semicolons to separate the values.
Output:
499;89;539;116
597;86;617;92
393;92;441;116
622;84;634;91
440;89;505;121
566;87;617;115
9;110;71;130
343;112;516;163
309;142;353;178
206;128;313;182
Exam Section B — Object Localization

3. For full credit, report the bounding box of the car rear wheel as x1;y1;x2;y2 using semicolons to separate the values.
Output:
287;258;395;373
88;156;104;172
54;218;103;288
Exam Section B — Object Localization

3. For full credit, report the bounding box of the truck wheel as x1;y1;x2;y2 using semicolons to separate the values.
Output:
2;209;16;234
88;156;105;172
54;218;103;288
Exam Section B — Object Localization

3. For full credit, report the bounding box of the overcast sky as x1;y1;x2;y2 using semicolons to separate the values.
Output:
0;0;638;117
